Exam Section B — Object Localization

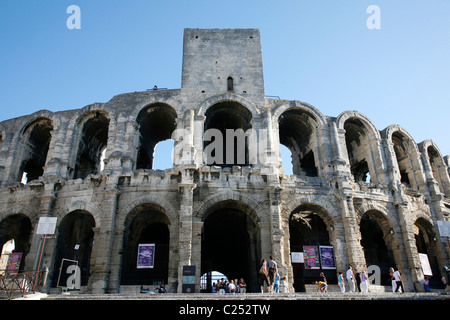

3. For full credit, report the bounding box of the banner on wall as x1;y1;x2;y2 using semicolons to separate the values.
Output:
6;252;22;274
419;253;433;276
303;246;320;269
319;246;336;270
137;243;155;269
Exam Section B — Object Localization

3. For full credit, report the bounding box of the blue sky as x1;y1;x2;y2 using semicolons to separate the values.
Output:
1;0;449;165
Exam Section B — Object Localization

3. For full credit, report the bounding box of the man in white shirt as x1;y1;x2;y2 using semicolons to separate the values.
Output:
393;269;404;293
346;265;355;292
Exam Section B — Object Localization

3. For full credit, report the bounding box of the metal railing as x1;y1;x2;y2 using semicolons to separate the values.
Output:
0;270;45;300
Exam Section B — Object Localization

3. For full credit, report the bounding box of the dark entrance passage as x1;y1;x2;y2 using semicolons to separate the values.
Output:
414;218;441;289
289;205;334;292
360;211;396;286
121;209;170;286
0;214;32;272
53;211;95;287
201;203;260;292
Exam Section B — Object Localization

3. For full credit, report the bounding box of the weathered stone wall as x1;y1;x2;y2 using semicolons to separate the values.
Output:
0;29;449;294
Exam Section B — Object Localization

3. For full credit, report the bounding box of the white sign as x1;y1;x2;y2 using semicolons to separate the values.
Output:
437;220;450;239
419;253;433;276
291;252;304;263
36;217;57;235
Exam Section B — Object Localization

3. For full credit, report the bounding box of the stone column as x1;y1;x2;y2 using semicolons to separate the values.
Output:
395;203;423;291
87;180;119;294
43;125;66;178
338;195;366;271
177;175;196;293
267;185;286;277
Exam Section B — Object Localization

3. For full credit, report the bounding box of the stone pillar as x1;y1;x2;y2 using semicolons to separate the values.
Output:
25;182;58;292
108;225;124;293
267;185;286;277
174;110;196;166
338;195;366;271
87;179;119;294
395;203;423;291
43;125;66;178
193;115;205;166
177;173;196;293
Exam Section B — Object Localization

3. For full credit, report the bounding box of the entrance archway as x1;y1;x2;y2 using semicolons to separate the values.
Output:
0;214;32;272
201;200;260;292
359;211;396;285
121;206;170;286
288;204;333;292
414;217;440;288
53;211;95;287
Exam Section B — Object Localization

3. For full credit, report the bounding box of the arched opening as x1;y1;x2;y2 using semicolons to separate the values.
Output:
280;144;293;175
392;131;417;189
201;201;260;292
203;101;252;167
74;111;109;179
136;104;176;170
19;117;53;183
200;270;228;292
288;204;333;292
278;109;318;177
427;146;449;196
414;218;440;288
359;211;396;285
152;139;174;170
0;214;32;273
52;211;95;287
344;118;375;183
121;206;170;286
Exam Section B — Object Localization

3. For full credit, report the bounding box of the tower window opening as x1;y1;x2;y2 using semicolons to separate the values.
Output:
227;77;234;92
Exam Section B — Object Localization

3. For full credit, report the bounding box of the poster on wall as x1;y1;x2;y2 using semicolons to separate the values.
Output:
419;253;433;276
291;252;304;263
319;246;336;270
137;243;155;269
303;246;320;269
6;252;22;274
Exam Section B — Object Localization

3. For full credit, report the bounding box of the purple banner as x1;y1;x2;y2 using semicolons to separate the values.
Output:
137;244;155;269
319;246;336;269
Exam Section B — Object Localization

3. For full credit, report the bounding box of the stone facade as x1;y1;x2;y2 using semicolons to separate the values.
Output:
0;28;449;294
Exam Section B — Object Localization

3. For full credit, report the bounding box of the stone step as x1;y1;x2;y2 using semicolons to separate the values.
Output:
41;291;450;301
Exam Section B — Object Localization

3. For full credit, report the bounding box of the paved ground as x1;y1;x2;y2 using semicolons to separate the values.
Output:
8;291;449;319
13;291;450;301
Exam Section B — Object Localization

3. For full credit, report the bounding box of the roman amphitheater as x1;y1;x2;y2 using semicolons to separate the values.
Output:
0;29;449;295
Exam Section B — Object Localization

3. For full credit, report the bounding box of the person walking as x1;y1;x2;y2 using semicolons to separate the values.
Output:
280;276;288;293
273;271;280;293
393;268;404;293
267;256;278;293
360;270;369;293
389;267;397;292
258;259;270;293
354;269;361;292
346;265;355;292
423;276;431;292
338;271;346;293
319;272;327;292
